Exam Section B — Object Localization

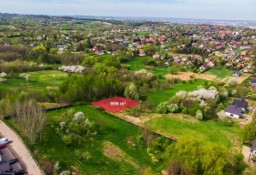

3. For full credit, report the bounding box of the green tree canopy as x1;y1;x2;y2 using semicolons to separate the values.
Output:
165;137;245;175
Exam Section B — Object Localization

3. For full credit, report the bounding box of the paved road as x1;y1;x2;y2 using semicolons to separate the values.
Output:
0;120;44;175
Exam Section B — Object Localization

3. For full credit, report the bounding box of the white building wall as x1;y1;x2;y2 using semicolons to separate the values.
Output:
225;112;240;119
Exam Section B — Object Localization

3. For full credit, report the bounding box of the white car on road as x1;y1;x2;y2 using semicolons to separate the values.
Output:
0;137;12;146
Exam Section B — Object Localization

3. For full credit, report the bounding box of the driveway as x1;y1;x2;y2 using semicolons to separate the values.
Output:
0;120;44;175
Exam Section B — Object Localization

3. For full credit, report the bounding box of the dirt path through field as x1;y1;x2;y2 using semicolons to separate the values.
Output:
0;120;44;175
242;145;251;165
103;141;140;169
165;72;217;81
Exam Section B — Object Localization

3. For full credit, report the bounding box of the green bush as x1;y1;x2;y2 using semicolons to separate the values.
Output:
221;118;234;127
155;102;168;114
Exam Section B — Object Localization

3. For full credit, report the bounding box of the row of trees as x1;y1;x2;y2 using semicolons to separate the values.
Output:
0;44;29;61
243;111;256;145
59;73;124;103
155;87;219;119
165;137;246;175
0;59;52;73
54;109;97;146
0;92;46;143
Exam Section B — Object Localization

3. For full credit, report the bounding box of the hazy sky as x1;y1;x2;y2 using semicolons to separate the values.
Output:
0;0;255;21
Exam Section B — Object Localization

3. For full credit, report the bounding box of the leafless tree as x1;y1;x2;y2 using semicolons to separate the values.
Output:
14;99;46;143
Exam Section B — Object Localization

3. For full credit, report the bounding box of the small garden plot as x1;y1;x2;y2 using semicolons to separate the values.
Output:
92;97;140;113
205;68;232;78
165;72;217;81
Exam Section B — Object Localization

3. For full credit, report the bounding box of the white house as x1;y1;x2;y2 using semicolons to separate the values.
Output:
225;105;242;119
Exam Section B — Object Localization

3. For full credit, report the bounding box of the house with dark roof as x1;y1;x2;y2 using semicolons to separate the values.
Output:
232;98;248;111
199;64;209;72
225;105;243;119
0;162;11;173
233;70;241;77
251;79;256;87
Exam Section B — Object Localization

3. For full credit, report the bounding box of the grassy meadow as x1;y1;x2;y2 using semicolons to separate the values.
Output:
29;105;163;174
0;70;67;97
145;79;207;105
145;115;242;149
205;68;232;78
125;56;170;76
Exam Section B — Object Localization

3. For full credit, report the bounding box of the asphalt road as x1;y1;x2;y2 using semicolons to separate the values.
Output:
0;120;44;175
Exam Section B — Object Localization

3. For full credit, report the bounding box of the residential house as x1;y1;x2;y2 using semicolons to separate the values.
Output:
250;140;256;162
58;47;65;54
95;50;105;55
181;57;188;62
226;61;233;67
207;61;215;68
139;49;145;57
243;65;253;73
165;59;171;66
199;64;209;72
232;98;248;111
237;63;244;68
251;79;256;87
241;50;248;56
233;70;241;77
173;54;181;63
235;57;243;63
153;53;160;59
225;105;243;119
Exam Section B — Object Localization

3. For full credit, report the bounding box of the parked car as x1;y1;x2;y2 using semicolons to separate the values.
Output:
0;159;18;165
13;169;25;175
0;144;7;149
0;138;11;146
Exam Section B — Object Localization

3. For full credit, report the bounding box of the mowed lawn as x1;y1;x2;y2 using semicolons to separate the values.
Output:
205;68;232;78
124;56;151;71
32;105;160;174
145;79;206;105
0;70;67;94
152;67;170;76
145;116;242;149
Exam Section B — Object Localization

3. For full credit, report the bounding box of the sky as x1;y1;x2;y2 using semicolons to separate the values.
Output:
0;0;255;21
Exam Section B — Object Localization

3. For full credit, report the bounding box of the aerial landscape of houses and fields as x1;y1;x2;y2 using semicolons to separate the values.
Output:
0;0;256;175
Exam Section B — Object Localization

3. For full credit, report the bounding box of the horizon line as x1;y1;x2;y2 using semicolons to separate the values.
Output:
1;12;256;23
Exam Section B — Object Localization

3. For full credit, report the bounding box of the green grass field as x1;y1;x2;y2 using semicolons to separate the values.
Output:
124;57;149;71
30;105;162;174
205;68;232;78
0;70;67;96
127;30;158;35
135;31;158;35
125;57;170;76
0;25;11;29
145;79;206;105
152;67;170;76
145;116;242;149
